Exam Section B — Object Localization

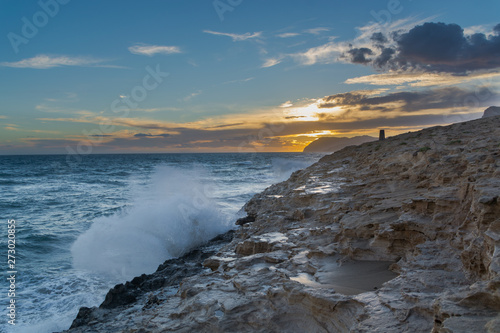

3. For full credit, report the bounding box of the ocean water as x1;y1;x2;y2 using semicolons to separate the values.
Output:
0;153;321;333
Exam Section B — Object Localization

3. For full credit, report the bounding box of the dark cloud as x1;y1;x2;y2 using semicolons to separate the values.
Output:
373;47;395;67
397;23;465;66
321;92;365;107
394;22;500;72
264;114;456;136
347;47;374;64
348;22;500;73
319;87;496;112
207;123;245;129
371;32;388;45
133;133;170;138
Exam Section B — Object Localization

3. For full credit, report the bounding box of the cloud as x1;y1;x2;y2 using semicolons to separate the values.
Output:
277;32;301;38
203;30;262;41
0;55;106;69
341;22;500;73
22;80;495;154
134;133;170;138
345;70;500;87
370;32;388;44
318;87;496;113
183;90;202;102
372;47;396;68
4;124;20;131
207;123;245;129
128;107;182;112
280;19;500;75
222;77;255;85
291;42;342;65
43;92;78;103
22;108;478;154
128;44;182;56
3;123;60;134
347;47;374;64
304;27;330;35
389;22;500;72
463;24;497;36
262;57;283;68
294;17;429;66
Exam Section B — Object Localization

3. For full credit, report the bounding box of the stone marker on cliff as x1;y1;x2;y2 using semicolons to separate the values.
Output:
379;130;385;141
482;106;500;118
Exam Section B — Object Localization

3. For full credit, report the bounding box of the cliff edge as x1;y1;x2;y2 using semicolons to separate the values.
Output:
303;135;376;153
64;116;500;333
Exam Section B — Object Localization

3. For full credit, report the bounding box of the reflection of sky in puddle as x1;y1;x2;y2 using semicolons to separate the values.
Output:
290;273;324;288
290;260;398;296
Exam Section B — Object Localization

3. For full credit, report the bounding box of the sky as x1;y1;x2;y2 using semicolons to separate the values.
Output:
1;0;499;154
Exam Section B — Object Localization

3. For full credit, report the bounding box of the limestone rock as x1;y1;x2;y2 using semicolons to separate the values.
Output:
62;116;500;333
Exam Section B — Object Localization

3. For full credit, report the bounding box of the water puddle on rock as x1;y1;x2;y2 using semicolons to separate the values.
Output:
290;259;398;295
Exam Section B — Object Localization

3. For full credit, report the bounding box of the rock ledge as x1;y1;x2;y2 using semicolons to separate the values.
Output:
64;116;500;333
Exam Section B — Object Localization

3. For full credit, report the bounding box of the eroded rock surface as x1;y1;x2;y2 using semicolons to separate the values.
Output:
63;116;500;333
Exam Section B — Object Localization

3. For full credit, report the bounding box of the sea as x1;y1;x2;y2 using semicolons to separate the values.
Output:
0;152;322;333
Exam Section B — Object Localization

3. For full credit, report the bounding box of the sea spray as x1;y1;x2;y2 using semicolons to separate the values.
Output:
0;153;320;333
71;166;233;280
270;157;315;182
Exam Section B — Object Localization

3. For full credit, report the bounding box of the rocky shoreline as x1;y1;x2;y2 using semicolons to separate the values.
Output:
63;116;500;332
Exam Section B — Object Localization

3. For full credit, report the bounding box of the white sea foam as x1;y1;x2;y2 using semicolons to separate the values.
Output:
270;157;313;182
71;166;233;280
8;270;109;333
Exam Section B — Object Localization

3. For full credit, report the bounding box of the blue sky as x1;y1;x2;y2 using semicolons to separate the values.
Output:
1;0;499;154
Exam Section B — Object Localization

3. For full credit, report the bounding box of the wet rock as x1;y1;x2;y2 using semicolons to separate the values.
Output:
235;214;256;226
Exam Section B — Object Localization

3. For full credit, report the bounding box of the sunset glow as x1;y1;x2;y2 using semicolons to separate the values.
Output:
1;1;499;154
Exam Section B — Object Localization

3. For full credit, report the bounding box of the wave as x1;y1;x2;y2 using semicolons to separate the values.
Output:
71;166;233;280
10;270;109;333
270;157;313;182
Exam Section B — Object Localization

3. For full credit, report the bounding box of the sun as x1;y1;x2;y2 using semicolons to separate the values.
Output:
283;102;343;122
